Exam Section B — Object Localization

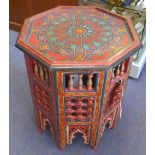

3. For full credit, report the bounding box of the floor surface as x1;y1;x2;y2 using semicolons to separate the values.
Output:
10;30;146;155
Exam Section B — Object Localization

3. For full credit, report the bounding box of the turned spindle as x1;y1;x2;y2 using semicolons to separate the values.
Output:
39;65;44;80
68;74;74;90
116;65;121;77
78;74;83;90
87;74;93;90
113;69;115;78
111;69;115;83
33;61;39;76
44;68;49;82
121;61;125;75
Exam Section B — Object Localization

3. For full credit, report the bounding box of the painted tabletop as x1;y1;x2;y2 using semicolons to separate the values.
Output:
17;6;141;67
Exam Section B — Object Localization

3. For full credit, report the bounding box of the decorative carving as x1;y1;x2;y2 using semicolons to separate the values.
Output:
19;6;138;149
65;73;98;91
112;68;116;78
105;81;123;115
64;97;95;122
116;64;121;78
34;85;51;112
68;74;74;90
111;58;130;84
38;110;51;130
67;125;90;144
33;60;39;76
31;59;49;84
78;74;83;90
44;68;49;82
100;110;117;137
87;74;93;90
121;61;125;75
39;64;44;80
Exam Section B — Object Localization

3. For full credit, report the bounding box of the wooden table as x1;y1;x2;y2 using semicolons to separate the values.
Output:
16;6;142;149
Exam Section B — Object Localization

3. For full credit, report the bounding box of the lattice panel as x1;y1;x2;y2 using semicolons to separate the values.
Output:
33;84;51;113
105;80;123;116
64;96;95;122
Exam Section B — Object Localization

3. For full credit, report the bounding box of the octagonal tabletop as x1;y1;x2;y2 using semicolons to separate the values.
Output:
17;6;142;68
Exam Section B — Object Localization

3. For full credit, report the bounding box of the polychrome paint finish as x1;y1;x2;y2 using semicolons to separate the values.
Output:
16;6;142;149
17;6;141;67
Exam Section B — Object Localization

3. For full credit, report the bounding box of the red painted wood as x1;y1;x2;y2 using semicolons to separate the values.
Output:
17;6;141;149
17;6;141;68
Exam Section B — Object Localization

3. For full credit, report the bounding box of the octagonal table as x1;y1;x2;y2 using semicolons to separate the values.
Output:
16;6;142;149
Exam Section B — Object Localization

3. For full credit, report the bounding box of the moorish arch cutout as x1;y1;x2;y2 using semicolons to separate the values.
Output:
66;125;90;144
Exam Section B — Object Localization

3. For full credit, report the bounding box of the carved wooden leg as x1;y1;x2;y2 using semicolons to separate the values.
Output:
59;143;66;150
92;145;98;149
35;110;44;132
111;106;121;128
90;133;99;149
90;132;99;149
59;126;66;149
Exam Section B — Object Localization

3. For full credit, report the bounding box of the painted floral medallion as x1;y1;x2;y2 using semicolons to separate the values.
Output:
17;6;140;66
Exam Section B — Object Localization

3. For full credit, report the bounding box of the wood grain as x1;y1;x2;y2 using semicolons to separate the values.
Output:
9;0;78;31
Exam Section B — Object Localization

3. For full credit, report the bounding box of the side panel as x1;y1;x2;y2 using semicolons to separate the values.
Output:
96;58;133;147
24;54;59;145
56;70;105;149
95;70;111;147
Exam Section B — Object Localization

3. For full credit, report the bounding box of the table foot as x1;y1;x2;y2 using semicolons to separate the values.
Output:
37;128;44;133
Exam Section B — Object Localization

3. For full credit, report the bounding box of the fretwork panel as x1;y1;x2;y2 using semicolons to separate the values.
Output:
33;83;52;113
64;96;95;122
